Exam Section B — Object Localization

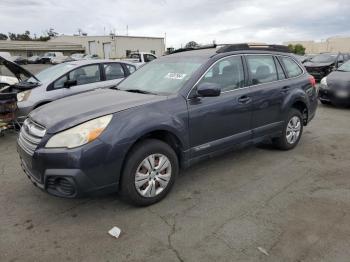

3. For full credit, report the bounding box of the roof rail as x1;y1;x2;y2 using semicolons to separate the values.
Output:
170;44;217;54
216;43;291;53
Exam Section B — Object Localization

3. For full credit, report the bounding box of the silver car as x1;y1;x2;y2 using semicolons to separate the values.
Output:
16;59;137;122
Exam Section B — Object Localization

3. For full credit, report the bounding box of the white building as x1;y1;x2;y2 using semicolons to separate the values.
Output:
284;36;350;54
50;35;165;59
0;40;84;57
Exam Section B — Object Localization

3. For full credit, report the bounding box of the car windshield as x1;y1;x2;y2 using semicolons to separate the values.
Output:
310;54;337;63
118;57;206;95
337;61;350;72
26;63;76;83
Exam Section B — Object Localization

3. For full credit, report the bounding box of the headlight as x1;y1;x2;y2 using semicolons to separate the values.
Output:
320;77;328;88
45;115;113;148
17;90;31;102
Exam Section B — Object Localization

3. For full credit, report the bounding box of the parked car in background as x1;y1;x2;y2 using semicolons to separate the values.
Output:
83;54;99;60
122;52;157;68
28;55;41;64
319;60;350;106
15;59;137;122
304;52;349;81
16;44;318;206
70;53;85;61
51;55;69;64
12;56;28;65
39;52;65;64
0;52;13;61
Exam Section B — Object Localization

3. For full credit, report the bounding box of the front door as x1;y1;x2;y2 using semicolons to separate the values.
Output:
187;55;253;158
64;64;106;96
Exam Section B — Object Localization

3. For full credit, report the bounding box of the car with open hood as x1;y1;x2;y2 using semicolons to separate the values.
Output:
14;59;137;123
17;44;318;206
0;55;36;133
304;52;349;81
319;60;350;106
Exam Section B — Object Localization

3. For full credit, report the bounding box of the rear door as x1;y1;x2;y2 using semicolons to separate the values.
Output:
187;55;254;158
245;54;287;138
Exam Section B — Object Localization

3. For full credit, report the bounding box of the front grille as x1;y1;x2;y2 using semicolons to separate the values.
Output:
18;118;46;156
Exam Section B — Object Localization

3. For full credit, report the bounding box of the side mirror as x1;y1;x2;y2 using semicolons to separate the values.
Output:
64;79;77;88
196;82;221;97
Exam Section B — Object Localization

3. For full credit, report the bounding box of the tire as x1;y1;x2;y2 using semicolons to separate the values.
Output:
273;109;304;150
120;139;179;206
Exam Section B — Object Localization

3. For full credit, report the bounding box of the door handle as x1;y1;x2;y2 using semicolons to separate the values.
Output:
238;96;252;104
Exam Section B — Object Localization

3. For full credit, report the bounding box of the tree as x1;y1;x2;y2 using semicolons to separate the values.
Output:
0;33;8;40
288;44;306;55
46;28;58;38
8;31;31;41
185;41;199;49
294;44;306;55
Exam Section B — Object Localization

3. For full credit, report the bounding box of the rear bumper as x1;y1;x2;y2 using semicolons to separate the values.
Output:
17;137;130;198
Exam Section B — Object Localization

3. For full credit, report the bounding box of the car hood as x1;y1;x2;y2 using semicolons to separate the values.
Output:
29;88;167;134
0;55;36;81
327;71;350;89
303;61;334;68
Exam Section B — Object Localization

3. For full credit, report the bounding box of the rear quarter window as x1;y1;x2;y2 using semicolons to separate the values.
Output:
280;57;303;78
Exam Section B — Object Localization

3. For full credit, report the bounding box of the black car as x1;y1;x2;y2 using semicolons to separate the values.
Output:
319;60;350;106
304;52;349;81
17;44;318;206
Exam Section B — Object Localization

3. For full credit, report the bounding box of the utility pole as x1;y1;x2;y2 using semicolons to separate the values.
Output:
126;25;129;36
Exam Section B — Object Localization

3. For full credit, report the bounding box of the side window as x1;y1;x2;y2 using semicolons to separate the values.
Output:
281;57;303;78
53;75;68;89
275;58;286;80
199;56;245;92
104;63;125;80
144;54;156;62
69;64;101;86
246;55;278;85
125;64;136;74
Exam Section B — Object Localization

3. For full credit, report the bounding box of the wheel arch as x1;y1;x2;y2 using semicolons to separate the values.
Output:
291;100;308;125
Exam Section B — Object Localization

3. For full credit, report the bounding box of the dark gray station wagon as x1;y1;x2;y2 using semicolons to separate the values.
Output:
17;44;318;206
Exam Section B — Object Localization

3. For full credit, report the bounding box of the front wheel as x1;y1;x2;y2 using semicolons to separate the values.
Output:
120;139;178;206
273;109;303;150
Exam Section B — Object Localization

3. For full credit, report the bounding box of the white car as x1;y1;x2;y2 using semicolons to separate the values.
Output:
121;52;157;68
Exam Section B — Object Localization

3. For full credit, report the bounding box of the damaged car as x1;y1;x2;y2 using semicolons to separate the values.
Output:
304;52;349;81
0;56;36;134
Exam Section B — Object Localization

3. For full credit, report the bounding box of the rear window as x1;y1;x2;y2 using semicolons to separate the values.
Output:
280;57;303;78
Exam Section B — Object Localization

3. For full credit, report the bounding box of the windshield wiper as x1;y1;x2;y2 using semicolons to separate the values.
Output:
124;89;157;95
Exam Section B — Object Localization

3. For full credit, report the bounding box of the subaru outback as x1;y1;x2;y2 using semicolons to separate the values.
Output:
17;44;318;206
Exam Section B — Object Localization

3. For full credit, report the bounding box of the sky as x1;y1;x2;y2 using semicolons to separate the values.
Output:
0;0;350;48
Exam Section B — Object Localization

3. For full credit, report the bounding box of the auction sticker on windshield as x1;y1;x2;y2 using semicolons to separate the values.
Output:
165;73;187;80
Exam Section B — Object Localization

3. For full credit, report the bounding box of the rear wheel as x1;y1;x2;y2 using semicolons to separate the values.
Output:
273;109;303;150
120;139;178;206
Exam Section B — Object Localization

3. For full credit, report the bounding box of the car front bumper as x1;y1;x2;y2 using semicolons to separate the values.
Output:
17;136;130;198
319;88;350;105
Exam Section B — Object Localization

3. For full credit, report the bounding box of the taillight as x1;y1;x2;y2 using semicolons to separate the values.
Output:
309;75;316;88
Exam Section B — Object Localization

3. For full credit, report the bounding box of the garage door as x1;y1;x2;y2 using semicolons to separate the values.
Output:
103;43;111;59
88;41;97;55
